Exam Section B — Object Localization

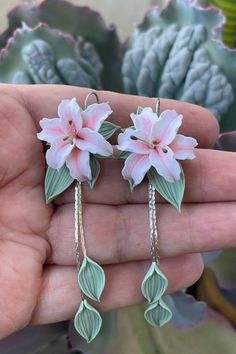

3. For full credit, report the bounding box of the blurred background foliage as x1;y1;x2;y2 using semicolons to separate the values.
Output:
0;0;236;354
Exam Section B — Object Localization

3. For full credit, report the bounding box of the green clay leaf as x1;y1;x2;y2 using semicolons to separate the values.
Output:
136;106;143;114
74;299;102;343
119;151;131;160
45;165;74;204
99;121;120;140
129;179;136;192
144;298;172;327
87;155;100;189
78;256;105;301
147;167;185;212
141;262;168;303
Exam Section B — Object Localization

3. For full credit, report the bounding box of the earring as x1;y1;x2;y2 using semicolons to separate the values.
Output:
37;92;119;342
117;99;198;327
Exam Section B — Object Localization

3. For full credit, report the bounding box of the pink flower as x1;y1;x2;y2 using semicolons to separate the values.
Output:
37;98;113;181
117;107;197;185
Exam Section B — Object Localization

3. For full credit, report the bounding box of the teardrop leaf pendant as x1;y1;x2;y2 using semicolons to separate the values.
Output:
74;299;102;343
141;262;168;303
144;298;172;327
78;256;105;301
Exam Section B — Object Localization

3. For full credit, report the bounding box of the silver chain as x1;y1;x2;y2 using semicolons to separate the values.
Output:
75;182;87;271
148;182;159;263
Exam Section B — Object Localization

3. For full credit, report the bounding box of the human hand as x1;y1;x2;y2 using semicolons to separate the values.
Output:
0;84;233;339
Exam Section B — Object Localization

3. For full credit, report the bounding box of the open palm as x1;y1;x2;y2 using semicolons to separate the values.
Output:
0;84;235;339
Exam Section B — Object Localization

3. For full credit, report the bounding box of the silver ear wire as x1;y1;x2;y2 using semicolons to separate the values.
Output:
84;92;99;109
155;98;161;116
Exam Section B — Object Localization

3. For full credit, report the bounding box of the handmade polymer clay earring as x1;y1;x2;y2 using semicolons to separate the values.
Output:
37;93;119;342
117;99;198;327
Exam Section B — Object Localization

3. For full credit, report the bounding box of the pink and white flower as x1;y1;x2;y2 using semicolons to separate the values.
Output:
117;107;197;185
37;98;113;181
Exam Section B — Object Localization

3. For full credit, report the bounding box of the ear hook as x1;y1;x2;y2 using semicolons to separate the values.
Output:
155;98;161;116
84;92;99;109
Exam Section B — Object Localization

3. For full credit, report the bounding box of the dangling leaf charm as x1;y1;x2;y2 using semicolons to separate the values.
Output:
78;256;105;301
74;300;102;343
144;298;172;327
148;167;185;212
45;165;74;203
141;262;168;303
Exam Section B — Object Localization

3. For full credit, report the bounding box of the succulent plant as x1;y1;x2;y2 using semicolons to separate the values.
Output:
104;305;236;354
122;0;236;131
197;0;236;48
0;0;123;91
195;132;236;329
213;0;236;48
0;23;103;88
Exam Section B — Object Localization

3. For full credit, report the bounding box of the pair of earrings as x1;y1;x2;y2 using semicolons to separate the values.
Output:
37;92;197;343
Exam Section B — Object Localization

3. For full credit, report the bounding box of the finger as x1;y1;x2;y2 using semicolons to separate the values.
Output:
13;84;219;147
54;149;236;205
31;253;203;325
47;201;236;266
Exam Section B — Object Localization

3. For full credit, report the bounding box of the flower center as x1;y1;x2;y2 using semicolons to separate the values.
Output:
152;140;158;149
152;141;168;153
63;136;74;145
68;121;77;138
130;135;168;153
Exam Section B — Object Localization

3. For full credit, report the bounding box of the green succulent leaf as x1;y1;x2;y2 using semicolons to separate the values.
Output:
0;0;123;91
87;155;101;189
57;57;101;88
0;25;102;88
78;256;105;301
147;167;185;212
99;121;120;140
144;298;172;327
45;165;74;204
74;299;102;343
122;1;236;130
209;248;236;289
22;39;63;84
163;292;206;328
12;70;32;83
141;262;168;303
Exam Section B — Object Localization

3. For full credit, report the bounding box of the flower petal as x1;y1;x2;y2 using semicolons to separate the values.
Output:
82;102;113;131
46;137;74;170
150;148;181;182
37;118;64;144
66;149;91;181
122;153;151;186
76;128;113;156
130;107;157;139
170;134;198;160
117;129;150;154
152;110;183;146
58;98;82;133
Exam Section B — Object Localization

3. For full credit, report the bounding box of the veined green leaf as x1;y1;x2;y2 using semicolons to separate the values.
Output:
99;121;120;140
129;179;136;192
141;262;168;303
74;299;102;343
147;167;185;212
136;106;143;114
144;298;172;327
87;154;100;189
119;150;131;160
78;256;105;301
45;165;74;203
